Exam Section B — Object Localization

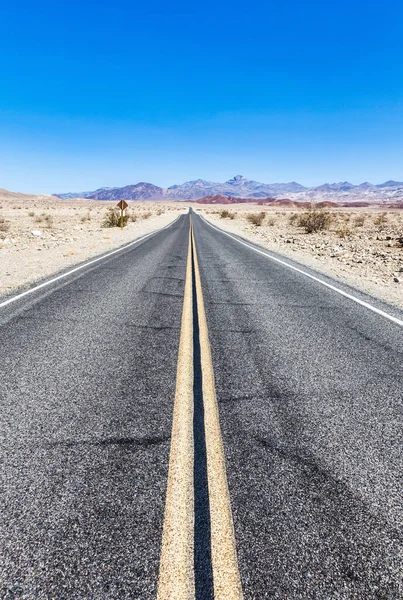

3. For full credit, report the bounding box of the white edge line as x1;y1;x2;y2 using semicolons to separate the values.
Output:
0;216;180;309
200;215;403;328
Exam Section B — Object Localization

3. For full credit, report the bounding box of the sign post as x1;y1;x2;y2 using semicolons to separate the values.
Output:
116;200;128;229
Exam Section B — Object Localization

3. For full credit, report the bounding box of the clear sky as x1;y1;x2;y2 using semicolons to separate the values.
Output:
1;0;403;193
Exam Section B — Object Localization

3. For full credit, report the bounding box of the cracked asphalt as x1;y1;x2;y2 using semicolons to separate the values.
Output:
1;210;402;599
0;216;189;599
193;214;403;600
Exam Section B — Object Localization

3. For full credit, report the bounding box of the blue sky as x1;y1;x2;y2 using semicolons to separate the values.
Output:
1;0;403;193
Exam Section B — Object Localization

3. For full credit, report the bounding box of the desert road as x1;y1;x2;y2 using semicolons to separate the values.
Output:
1;210;402;599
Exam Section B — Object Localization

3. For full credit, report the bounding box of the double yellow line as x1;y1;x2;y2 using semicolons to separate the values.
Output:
157;220;243;599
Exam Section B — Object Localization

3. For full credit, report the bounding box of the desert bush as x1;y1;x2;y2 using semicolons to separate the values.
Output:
28;211;35;217
247;212;266;226
157;208;165;216
289;213;298;225
267;217;276;226
374;212;388;230
336;224;352;239
103;208;129;228
220;209;235;219
297;209;333;233
129;212;137;222
354;214;366;227
43;215;53;228
0;221;10;232
142;212;152;220
81;212;91;222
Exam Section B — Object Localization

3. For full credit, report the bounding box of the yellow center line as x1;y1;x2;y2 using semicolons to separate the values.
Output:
157;227;195;599
157;217;243;599
191;225;243;600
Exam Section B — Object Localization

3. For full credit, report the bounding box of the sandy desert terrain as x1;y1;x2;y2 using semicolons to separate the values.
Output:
198;204;403;309
1;191;402;310
0;193;185;296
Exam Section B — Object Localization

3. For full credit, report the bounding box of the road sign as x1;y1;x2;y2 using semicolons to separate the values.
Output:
117;200;128;210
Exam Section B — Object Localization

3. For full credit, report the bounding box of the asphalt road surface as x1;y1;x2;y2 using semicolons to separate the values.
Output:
1;211;402;599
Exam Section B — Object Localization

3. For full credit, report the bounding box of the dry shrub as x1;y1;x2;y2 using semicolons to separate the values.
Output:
142;212;152;220
247;212;266;226
374;212;388;230
0;220;10;233
267;218;276;226
43;215;53;228
220;209;235;219
336;224;352;239
103;208;129;228
28;211;35;217
297;208;333;233
289;213;298;225
354;214;366;227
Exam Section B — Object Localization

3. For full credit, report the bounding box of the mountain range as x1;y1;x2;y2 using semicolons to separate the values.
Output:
53;175;403;202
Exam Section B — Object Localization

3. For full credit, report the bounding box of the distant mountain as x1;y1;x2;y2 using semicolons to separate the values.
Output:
0;187;54;201
87;183;164;200
53;188;112;200
54;175;307;200
166;179;217;199
53;175;403;202
313;182;356;193
377;180;403;188
196;194;277;205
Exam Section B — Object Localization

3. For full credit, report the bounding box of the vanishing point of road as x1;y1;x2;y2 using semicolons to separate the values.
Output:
1;210;402;599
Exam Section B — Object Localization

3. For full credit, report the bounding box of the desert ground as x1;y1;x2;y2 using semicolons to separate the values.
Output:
0;194;185;296
197;204;403;309
1;193;402;309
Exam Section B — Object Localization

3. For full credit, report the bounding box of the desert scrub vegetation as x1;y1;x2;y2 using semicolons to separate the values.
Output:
44;214;53;228
336;224;352;239
34;213;53;225
374;212;388;231
102;208;129;228
297;208;333;233
141;211;152;220
288;213;299;225
247;212;266;226
354;214;366;227
0;218;10;234
219;209;235;219
34;213;53;228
